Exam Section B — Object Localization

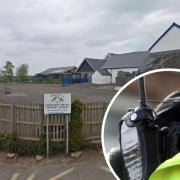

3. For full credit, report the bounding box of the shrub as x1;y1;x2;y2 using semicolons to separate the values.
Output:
69;99;84;152
0;133;65;156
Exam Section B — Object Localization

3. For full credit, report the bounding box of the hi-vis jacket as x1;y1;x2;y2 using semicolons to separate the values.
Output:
149;153;180;180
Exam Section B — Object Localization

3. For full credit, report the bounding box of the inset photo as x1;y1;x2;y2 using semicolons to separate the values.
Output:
102;69;180;180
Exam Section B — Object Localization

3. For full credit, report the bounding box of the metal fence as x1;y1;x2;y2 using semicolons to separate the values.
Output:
0;102;107;141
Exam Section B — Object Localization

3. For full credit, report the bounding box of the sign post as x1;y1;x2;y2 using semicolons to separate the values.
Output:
44;93;71;158
46;115;49;159
66;115;69;154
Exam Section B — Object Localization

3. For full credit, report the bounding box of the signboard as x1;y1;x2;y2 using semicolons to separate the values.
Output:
44;93;71;115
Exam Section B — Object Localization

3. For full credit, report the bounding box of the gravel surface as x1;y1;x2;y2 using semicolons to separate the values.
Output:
0;83;116;104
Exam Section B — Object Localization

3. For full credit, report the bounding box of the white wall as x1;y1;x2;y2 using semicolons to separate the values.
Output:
92;71;111;84
107;68;138;83
150;26;180;53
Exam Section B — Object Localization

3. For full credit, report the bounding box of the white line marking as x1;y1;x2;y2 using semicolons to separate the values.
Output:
26;173;35;180
49;167;74;180
99;165;111;173
10;173;20;180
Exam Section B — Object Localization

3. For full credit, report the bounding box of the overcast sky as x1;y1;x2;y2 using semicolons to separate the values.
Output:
0;0;180;75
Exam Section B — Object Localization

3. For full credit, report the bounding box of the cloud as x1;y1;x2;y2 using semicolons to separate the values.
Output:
0;0;180;74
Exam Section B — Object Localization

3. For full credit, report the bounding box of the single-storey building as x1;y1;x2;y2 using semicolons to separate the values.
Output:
92;68;111;84
37;66;77;85
76;58;108;83
149;22;180;53
101;51;149;83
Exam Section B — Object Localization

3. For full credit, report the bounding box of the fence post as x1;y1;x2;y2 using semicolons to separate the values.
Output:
11;101;15;133
39;104;44;138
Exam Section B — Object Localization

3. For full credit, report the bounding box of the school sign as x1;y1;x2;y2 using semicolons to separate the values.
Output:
44;93;71;115
44;93;71;156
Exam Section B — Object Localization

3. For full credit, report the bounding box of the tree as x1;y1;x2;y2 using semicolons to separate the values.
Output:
2;61;14;82
0;74;3;82
16;64;29;82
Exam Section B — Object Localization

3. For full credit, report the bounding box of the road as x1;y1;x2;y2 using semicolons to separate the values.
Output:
0;150;116;180
0;162;115;180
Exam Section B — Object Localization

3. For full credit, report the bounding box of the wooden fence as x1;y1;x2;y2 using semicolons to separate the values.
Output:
0;102;107;141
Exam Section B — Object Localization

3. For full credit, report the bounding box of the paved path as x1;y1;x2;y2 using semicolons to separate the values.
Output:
0;163;115;180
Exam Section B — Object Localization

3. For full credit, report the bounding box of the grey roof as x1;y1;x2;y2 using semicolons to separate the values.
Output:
97;68;111;76
140;49;180;73
76;58;110;76
38;66;76;75
102;51;149;69
84;58;106;71
104;53;118;60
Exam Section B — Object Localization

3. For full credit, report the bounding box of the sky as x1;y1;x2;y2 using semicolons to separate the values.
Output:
0;0;180;75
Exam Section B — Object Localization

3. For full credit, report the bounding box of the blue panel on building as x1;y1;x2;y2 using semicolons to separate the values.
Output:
80;78;88;83
61;72;89;85
62;78;72;85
